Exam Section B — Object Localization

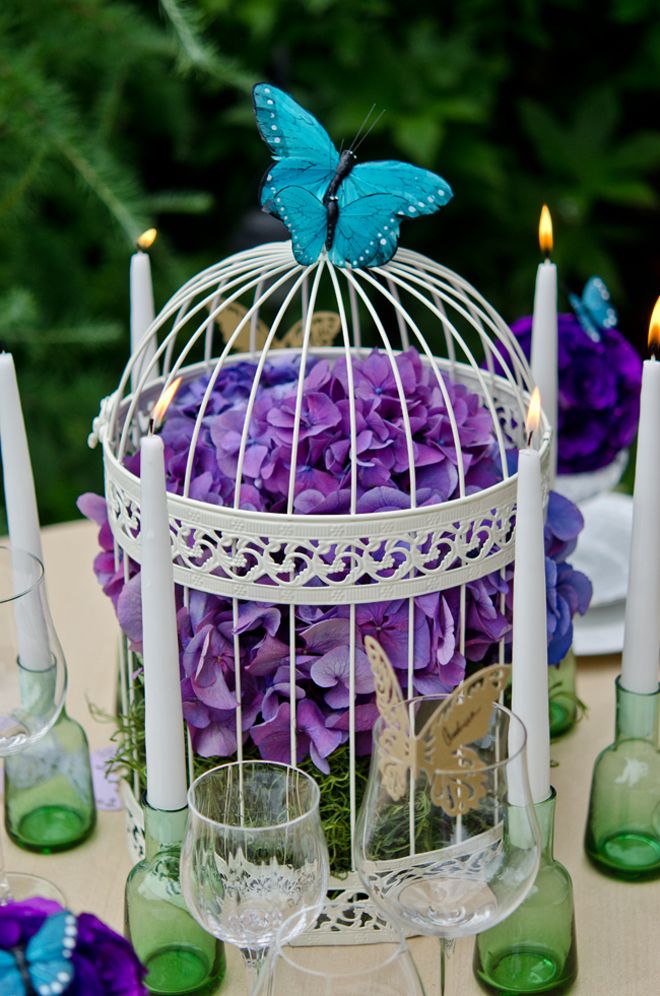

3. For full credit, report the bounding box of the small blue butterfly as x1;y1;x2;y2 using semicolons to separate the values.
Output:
0;910;77;996
253;83;453;269
569;276;618;342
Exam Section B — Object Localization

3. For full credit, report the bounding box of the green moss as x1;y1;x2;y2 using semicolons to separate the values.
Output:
110;677;371;874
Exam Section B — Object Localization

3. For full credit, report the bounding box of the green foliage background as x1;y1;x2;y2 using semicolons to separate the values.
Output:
1;0;659;525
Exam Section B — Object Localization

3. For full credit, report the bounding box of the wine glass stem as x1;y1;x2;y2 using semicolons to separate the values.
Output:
438;937;454;996
241;946;268;995
440;937;446;996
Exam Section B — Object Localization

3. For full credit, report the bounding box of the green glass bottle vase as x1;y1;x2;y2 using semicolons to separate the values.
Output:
473;787;578;993
584;678;660;879
4;702;96;852
549;649;578;739
124;800;226;995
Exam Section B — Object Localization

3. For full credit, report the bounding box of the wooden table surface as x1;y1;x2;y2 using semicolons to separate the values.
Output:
3;519;658;995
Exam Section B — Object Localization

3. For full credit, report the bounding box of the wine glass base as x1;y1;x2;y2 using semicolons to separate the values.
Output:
1;871;65;905
143;944;220;995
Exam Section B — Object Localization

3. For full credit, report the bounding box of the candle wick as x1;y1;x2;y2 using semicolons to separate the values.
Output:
527;429;533;447
148;417;156;435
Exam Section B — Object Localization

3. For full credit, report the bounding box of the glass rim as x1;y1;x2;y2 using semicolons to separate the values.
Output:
187;759;321;831
0;545;44;603
371;696;528;774
274;900;408;977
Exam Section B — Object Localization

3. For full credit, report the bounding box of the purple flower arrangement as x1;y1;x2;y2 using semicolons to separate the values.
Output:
79;347;591;772
0;898;147;995
510;314;642;475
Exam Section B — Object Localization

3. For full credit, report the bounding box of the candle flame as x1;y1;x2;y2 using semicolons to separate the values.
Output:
152;377;182;428
648;298;660;356
137;228;158;251
538;205;553;255
525;387;542;437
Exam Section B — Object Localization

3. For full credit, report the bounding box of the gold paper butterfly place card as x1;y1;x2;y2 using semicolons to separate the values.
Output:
365;636;511;818
216;301;340;352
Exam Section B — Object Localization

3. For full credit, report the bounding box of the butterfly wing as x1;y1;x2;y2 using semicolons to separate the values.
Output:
330;194;403;267
582;276;617;330
416;664;510;816
265;186;327;265
253;83;339;167
331;164;452;266
260;159;337;211
364;635;414;801
426;748;488;816
419;664;510;749
0;951;24;996
343;161;453;216
26;910;77;995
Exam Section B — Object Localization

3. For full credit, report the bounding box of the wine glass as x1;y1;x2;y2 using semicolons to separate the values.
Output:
0;545;67;903
354;697;541;995
253;898;427;995
181;760;329;991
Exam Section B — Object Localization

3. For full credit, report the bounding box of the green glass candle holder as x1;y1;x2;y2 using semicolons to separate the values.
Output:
4;703;96;852
124;799;226;995
549;649;578;739
473;787;578;994
584;677;660;880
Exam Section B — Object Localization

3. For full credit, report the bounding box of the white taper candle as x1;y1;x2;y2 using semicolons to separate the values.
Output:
510;389;551;805
140;416;187;811
0;353;50;670
530;206;558;481
621;299;660;695
130;229;158;394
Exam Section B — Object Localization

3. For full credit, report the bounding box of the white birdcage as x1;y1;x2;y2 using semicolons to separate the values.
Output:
95;239;550;917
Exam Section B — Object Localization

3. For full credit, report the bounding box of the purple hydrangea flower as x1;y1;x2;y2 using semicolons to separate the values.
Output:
509;314;642;474
0;899;147;994
80;347;592;770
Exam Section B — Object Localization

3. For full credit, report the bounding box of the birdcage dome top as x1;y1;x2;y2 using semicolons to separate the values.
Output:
96;241;550;604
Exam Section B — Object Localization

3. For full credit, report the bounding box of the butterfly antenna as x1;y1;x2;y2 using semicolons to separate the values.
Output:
353;108;385;152
349;103;376;151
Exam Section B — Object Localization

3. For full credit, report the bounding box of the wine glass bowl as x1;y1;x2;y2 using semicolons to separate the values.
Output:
0;546;66;755
0;545;68;903
354;697;540;991
181;761;329;982
253;899;427;996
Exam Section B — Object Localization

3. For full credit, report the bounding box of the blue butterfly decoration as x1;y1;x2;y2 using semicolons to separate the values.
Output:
0;910;77;996
569;276;618;342
253;83;453;269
